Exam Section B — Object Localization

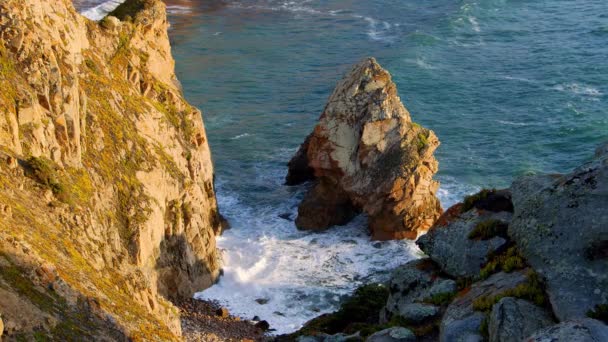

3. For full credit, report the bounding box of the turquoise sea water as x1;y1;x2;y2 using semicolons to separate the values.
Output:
78;0;608;333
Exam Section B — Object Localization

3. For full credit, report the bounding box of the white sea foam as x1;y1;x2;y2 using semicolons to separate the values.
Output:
166;5;192;15
553;83;602;97
497;120;530;127
80;0;125;21
231;133;251;140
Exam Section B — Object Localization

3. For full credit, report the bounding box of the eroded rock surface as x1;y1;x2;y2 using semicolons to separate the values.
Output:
287;58;442;240
489;297;554;342
0;0;220;339
525;319;608;342
509;144;608;321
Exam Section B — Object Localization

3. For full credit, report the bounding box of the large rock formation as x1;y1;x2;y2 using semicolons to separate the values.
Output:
509;143;608;321
0;0;221;339
287;58;442;240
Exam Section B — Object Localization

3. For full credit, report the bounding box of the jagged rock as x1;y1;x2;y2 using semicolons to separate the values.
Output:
488;297;554;342
381;258;456;323
417;209;511;278
367;327;416;342
0;0;221;339
509;143;608;321
287;58;442;240
525;319;608;342
441;271;528;342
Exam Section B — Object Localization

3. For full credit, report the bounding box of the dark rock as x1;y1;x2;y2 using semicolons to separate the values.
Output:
255;298;269;305
488;297;554;342
441;270;528;342
367;327;416;342
525;318;608;342
508;144;608;321
286;134;315;186
252;315;261;321
417;210;511;278
216;307;229;318
381;258;456;323
254;320;270;331
295;180;358;231
278;213;293;221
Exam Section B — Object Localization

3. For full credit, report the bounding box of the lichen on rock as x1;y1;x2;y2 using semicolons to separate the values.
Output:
287;58;442;240
0;0;221;339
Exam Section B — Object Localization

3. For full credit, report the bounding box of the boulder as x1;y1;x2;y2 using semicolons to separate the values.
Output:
381;258;456;323
524;319;608;342
489;297;554;342
287;58;442;240
367;327;416;342
440;271;528;342
417;208;511;278
508;143;608;320
215;307;229;318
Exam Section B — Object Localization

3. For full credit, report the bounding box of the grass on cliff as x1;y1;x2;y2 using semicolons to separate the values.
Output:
461;189;496;213
468;219;508;240
472;270;547;311
288;284;389;337
479;245;526;280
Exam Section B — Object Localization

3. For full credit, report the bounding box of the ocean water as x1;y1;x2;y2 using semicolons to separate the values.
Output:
76;0;608;334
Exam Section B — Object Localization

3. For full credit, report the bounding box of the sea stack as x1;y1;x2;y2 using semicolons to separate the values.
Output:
286;58;442;240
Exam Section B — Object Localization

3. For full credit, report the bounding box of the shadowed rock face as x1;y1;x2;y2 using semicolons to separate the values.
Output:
287;58;442;240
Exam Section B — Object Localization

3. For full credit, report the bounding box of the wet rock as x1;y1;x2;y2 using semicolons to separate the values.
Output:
216;307;229;318
288;58;442;239
367;327;416;342
417;209;511;278
381;258;456;323
278;213;293;221
255;298;269;305
254;320;270;331
525;318;608;342
509;143;608;320
441;270;528;342
488;297;554;342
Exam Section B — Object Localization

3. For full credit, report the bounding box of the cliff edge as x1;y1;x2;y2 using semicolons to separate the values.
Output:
0;0;221;340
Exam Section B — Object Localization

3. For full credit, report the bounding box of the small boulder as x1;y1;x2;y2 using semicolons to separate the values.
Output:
255;320;270;331
525;318;608;342
381;258;456;323
367;327;416;342
417;208;511;278
489;297;554;342
215;307;229;318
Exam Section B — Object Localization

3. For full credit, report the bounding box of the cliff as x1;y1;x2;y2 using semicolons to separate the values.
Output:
0;0;221;340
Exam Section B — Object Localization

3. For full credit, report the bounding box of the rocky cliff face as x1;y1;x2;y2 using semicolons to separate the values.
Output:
287;58;442;240
0;0;221;339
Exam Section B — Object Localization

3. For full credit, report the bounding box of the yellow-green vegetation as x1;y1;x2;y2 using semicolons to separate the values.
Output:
423;291;456;306
0;252;100;340
25;157;66;197
468;219;508;240
472;270;547;311
479;245;526;280
587;304;608;324
479;316;489;338
417;131;430;152
461;188;496;213
290;284;389;337
0;44;19;107
0;185;178;341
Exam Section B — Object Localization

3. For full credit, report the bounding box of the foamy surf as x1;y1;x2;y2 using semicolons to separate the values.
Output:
80;0;125;21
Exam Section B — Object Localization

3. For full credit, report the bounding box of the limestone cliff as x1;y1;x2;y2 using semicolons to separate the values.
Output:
287;58;443;240
0;0;221;340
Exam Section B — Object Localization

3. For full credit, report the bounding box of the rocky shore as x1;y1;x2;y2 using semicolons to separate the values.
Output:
285;140;608;341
